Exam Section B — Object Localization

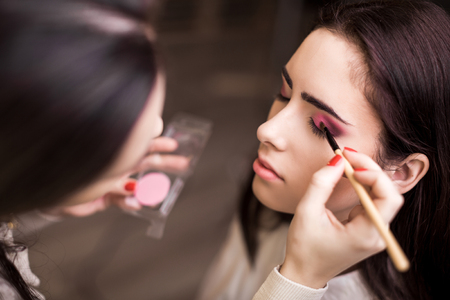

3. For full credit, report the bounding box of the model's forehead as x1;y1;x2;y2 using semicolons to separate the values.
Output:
285;28;379;137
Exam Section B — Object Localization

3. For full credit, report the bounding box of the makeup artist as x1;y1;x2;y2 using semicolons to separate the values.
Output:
0;1;187;298
0;0;439;300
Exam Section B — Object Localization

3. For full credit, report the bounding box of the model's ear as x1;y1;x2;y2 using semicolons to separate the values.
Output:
387;154;429;194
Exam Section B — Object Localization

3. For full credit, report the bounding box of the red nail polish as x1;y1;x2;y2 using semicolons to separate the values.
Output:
124;181;136;192
327;155;342;166
354;168;368;171
344;147;357;152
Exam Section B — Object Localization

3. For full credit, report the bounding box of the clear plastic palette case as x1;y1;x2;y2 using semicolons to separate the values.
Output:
126;113;212;238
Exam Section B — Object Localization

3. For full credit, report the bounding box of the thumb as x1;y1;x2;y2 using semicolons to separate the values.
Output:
299;155;345;215
108;175;136;195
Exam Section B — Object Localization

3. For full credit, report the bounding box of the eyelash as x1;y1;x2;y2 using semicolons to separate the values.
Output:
308;118;326;139
275;94;326;139
276;93;290;102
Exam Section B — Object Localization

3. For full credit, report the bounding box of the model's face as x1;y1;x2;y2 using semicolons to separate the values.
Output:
253;29;383;221
62;73;166;206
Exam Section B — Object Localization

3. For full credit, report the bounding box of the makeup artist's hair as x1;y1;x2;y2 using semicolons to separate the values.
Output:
0;0;158;298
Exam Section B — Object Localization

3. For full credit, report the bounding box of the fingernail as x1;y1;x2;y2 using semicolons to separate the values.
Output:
124;181;136;192
344;147;357;152
327;155;343;166
125;197;141;209
354;168;368;171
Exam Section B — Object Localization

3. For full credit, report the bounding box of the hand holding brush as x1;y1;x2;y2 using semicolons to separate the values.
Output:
320;122;410;272
281;147;407;289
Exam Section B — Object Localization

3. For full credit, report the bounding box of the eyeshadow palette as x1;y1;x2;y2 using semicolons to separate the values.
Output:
126;113;212;239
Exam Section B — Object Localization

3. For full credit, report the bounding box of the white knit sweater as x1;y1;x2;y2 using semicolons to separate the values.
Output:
197;216;373;300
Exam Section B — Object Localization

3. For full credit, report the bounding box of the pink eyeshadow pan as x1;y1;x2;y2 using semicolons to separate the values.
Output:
135;172;171;206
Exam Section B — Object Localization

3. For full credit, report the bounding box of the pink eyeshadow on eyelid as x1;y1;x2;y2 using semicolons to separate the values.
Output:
312;113;344;136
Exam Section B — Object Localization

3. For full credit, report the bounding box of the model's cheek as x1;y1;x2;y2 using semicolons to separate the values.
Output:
325;179;360;221
252;177;296;213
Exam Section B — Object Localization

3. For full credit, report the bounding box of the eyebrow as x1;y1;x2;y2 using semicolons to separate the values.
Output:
281;66;352;126
281;66;293;89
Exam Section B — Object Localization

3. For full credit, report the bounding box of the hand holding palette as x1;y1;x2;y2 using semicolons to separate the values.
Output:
126;113;212;239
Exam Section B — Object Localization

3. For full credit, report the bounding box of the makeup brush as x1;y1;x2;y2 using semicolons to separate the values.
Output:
320;122;410;272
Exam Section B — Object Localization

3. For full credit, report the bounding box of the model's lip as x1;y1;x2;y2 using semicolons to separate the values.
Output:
257;155;284;180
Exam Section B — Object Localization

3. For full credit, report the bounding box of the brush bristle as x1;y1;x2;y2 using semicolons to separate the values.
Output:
320;123;340;152
319;122;326;132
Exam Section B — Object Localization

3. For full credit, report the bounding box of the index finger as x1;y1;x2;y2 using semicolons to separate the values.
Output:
344;151;404;223
342;149;382;171
353;170;404;223
147;136;179;153
343;150;401;203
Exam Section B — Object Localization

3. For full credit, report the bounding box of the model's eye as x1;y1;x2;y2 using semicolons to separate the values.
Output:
276;93;290;102
308;117;326;139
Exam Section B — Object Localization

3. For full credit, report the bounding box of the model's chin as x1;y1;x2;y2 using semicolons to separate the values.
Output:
252;175;294;214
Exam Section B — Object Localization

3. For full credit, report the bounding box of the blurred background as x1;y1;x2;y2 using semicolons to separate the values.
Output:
23;0;450;299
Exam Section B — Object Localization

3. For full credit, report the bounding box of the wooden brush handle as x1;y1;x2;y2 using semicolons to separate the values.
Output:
335;149;410;272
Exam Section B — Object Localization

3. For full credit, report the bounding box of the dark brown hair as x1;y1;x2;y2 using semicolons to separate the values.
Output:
317;0;450;298
0;0;158;298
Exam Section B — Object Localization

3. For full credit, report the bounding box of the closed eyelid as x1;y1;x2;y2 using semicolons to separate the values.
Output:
280;83;290;99
312;115;342;136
